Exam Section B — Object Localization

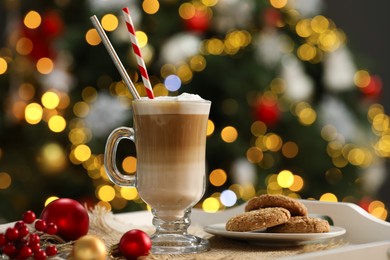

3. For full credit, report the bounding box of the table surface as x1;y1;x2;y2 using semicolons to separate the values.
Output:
2;200;390;259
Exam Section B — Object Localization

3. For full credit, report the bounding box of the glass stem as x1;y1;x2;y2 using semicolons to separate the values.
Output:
152;208;191;235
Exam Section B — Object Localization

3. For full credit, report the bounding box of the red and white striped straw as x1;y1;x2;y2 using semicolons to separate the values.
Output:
122;7;154;99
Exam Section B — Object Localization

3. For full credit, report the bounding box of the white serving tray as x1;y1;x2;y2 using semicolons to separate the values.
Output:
111;200;390;259
190;200;390;259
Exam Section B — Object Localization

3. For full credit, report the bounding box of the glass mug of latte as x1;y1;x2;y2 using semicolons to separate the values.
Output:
104;93;211;254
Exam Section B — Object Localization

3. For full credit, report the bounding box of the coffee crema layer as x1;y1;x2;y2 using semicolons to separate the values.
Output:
133;94;210;115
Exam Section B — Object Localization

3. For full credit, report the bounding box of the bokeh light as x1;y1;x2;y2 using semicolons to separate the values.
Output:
164;75;181;91
25;103;43;124
202;197;220;212
98;185;116;202
209;169;227;187
24;10;41;29
246;147;263;163
270;0;288;9
41;91;60;109
277;170;294;188
40;143;66;172
289;175;304;192
73;101;90;117
206;119;215;136
179;3;195;19
0;58;8;74
251;121;267;137
36;58;54;74
221;126;238;143
16;37;33;55
120;187;138;200
354;70;371;88
122;156;137;174
369;200;388;220
143;0;160;14
74;144;92;162
101;14;118;31
189;55;206;72
220;190;237;207
320;193;338;202
19;83;35;101
0;172;11;189
135;31;148;48
48;115;66;133
152;83;169;96
282;141;298;158
85;29;101;46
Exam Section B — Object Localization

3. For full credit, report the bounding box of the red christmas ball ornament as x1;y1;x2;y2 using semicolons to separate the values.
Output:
184;9;210;33
254;97;280;126
119;229;151;260
41;10;64;39
40;198;89;241
263;8;282;27
361;75;382;98
358;197;372;212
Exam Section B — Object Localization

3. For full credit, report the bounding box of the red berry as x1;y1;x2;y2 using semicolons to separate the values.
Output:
28;242;41;253
35;219;47;232
45;222;58;235
119;229;151;260
34;249;47;260
14;220;27;229
23;210;36;224
3;242;16;257
5;227;19;242
29;233;40;244
0;233;6;246
19;245;33;259
45;245;57;256
18;225;30;239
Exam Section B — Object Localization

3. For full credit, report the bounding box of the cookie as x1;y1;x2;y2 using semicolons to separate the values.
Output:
267;216;330;233
245;194;308;216
226;207;291;232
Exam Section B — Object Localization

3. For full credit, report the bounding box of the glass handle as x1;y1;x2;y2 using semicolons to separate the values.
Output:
104;127;136;187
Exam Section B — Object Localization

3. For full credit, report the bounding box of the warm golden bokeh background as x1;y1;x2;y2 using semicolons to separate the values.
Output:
1;0;389;222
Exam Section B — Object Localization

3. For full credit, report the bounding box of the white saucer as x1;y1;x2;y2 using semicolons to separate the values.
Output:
204;223;346;246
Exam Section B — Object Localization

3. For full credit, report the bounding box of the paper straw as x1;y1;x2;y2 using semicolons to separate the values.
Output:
122;7;154;99
90;15;140;100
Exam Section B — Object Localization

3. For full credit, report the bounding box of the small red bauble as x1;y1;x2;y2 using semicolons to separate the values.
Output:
263;8;282;27
254;98;280;126
40;198;89;241
119;229;151;260
184;9;209;33
361;75;382;98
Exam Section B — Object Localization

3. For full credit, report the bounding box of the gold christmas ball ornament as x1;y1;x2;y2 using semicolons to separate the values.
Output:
72;235;107;260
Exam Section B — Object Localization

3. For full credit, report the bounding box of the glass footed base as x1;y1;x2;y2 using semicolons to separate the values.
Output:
150;233;210;254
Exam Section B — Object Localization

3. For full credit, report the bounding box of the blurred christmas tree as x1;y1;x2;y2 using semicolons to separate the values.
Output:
0;0;389;222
